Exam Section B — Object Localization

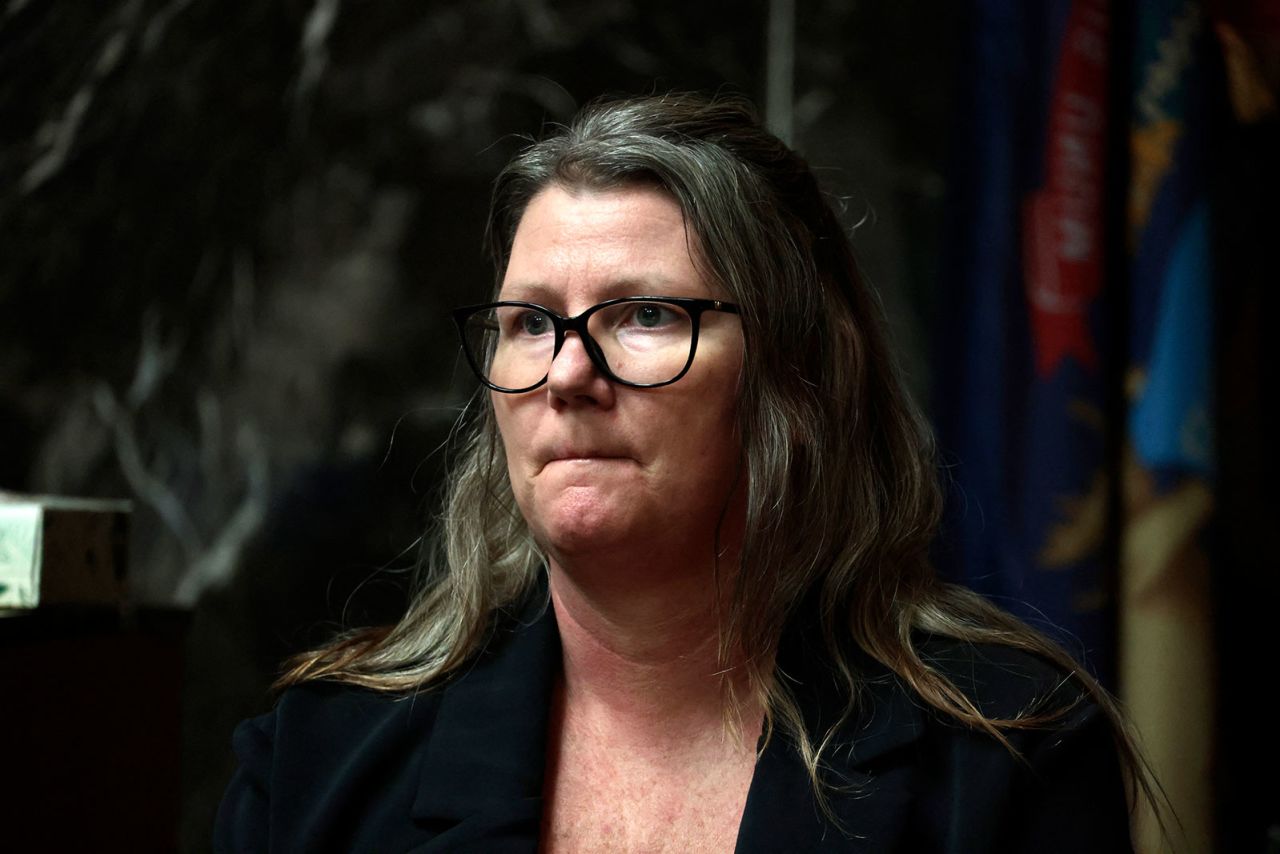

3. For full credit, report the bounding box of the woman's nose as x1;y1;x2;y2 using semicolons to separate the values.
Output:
545;332;615;407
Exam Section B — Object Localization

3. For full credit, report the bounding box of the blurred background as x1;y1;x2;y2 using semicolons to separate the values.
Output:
0;0;1275;851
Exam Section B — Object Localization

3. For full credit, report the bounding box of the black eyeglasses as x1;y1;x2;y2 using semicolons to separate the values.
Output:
452;296;741;393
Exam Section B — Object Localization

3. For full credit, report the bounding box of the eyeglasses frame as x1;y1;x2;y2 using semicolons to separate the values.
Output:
452;295;742;393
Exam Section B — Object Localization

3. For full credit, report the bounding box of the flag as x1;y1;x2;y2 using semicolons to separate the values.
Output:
1121;1;1217;850
935;0;1119;685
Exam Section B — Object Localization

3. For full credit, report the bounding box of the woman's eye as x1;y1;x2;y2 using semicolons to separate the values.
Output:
631;303;674;328
518;311;551;335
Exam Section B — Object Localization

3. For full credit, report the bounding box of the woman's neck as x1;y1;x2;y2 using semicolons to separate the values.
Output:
547;558;752;745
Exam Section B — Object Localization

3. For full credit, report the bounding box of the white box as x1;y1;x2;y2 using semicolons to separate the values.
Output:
0;493;131;609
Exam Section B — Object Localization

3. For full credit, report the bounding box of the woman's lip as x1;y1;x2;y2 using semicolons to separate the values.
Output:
548;455;627;462
542;454;633;467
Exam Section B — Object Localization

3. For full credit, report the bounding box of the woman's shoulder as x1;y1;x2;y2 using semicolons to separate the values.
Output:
782;618;1102;743
769;629;1132;852
216;681;445;852
851;635;1132;852
230;679;446;776
275;678;438;726
910;632;1094;723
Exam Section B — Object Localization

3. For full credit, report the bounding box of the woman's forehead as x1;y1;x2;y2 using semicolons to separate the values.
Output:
498;184;724;305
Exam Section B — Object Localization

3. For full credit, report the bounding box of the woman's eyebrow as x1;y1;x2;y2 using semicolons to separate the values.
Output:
497;275;692;304
494;281;556;303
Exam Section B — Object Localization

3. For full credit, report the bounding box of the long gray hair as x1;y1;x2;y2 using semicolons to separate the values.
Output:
283;92;1155;817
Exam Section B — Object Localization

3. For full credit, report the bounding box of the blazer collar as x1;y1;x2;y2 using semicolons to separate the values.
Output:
411;584;926;852
410;588;559;851
735;625;925;853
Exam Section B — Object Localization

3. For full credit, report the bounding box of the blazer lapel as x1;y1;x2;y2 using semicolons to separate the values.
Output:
736;630;926;854
820;671;926;853
409;592;559;852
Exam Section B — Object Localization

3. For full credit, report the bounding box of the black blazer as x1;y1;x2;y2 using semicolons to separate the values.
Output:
215;592;1133;853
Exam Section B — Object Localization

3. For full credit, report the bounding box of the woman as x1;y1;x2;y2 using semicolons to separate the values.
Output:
217;93;1151;852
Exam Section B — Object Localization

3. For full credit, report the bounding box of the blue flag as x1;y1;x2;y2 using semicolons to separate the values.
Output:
1119;1;1216;850
934;0;1118;685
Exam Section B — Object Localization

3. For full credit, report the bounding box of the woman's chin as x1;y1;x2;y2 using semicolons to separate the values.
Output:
539;520;632;559
530;489;643;558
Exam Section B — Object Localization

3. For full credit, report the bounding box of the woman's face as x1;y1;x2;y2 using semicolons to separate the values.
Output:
492;184;745;570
